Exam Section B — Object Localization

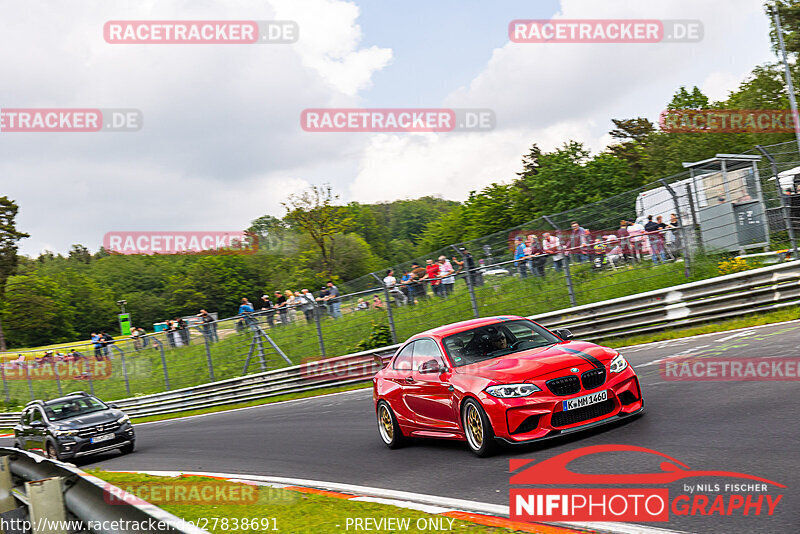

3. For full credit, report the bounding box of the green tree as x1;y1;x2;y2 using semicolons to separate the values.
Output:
283;184;352;278
1;275;77;347
0;196;29;350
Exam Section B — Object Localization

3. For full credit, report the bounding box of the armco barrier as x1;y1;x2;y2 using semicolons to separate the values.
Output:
0;261;797;428
0;447;206;533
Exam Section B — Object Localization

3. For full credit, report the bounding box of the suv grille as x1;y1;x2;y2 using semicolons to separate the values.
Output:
581;368;606;390
546;376;580;396
551;399;615;427
77;422;121;438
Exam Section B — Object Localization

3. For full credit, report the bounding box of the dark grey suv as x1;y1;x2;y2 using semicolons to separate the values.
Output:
13;391;135;461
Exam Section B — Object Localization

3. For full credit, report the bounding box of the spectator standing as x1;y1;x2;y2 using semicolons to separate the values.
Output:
299;289;316;324
274;291;288;325
514;237;529;278
384;269;408;306
644;215;667;264
316;286;329;317
326;281;342;318
176;317;190;346
569;222;589;263
425;259;442;297
90;332;103;360
627;219;646;261
666;213;682;255
527;235;545;277
411;262;429;300
438;256;455;296
239;297;256;329
198;309;218;342
130;327;142;350
259;295;275;328
460;248;482;286
137;327;149;348
100;331;114;357
617;220;632;263
542;232;564;272
284;290;298;323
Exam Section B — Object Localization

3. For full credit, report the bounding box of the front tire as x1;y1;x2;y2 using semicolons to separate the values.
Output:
120;442;135;455
45;441;63;461
376;401;404;449
462;398;497;457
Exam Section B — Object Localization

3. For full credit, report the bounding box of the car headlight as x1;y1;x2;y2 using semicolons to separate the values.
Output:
485;383;541;398
117;414;130;425
53;428;78;437
609;354;628;373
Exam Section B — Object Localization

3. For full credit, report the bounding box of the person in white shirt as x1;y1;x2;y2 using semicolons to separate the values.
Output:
542;232;564;272
383;269;407;306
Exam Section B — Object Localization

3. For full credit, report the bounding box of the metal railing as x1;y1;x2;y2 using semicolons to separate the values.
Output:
0;448;206;533
0;261;795;428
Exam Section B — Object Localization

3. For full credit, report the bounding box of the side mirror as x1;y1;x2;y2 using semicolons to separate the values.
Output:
109;403;119;409
30;420;45;428
553;328;574;341
419;359;444;374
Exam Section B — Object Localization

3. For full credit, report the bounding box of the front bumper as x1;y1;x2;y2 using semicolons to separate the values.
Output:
54;424;136;459
480;370;643;443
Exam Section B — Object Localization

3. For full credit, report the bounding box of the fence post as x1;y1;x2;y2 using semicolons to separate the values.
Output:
110;345;131;396
543;216;577;307
28;477;67;534
452;245;480;319
25;363;34;401
0;364;8;404
313;302;326;358
685;184;704;256
199;326;215;382
757;145;798;260
371;272;398;344
54;368;63;397
660;178;692;277
151;336;171;391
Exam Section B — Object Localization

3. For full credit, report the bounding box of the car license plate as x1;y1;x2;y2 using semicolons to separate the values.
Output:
563;390;608;411
91;433;114;444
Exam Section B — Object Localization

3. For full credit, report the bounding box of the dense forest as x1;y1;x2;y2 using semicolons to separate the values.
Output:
2;1;799;349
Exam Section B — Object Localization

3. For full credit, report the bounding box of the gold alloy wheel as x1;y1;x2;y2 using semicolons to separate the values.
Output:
465;404;483;449
378;404;394;442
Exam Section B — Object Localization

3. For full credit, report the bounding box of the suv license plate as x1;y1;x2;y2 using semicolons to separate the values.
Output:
91;433;114;444
563;390;608;411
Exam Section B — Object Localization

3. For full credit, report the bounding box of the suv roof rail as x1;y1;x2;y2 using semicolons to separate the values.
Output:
65;391;88;396
24;400;44;407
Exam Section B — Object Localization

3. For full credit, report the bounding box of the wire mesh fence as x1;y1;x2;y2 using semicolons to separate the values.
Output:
2;141;799;406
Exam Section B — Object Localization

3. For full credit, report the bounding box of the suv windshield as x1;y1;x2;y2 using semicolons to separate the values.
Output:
43;396;108;421
442;319;560;367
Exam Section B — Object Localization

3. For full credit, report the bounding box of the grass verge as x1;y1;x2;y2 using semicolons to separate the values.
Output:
89;471;555;534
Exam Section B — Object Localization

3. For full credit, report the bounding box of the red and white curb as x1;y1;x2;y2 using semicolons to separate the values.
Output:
112;470;685;534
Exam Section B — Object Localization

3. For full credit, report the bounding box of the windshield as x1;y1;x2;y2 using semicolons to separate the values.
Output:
442;319;560;367
44;396;108;421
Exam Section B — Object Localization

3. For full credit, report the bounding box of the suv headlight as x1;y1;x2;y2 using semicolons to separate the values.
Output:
485;383;541;398
609;354;628;373
117;414;130;425
53;428;77;437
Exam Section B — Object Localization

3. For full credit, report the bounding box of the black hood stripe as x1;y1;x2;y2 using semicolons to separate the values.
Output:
561;347;604;369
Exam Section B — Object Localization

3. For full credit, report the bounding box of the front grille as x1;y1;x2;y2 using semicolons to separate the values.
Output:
618;391;639;405
581;368;606;390
546;376;580;396
76;422;121;438
511;415;541;435
551;399;615;427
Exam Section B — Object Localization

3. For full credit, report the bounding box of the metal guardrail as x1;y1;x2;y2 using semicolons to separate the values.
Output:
0;261;796;428
0;447;206;533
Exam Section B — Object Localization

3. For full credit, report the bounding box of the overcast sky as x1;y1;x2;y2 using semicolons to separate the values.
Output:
0;0;775;256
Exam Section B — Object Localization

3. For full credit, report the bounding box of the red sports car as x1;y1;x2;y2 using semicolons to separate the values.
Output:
373;315;643;456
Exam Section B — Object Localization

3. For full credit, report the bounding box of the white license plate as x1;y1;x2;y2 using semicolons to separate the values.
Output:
91;433;114;444
562;390;608;411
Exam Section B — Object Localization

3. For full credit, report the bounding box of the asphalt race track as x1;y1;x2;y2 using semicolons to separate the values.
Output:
6;321;799;533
